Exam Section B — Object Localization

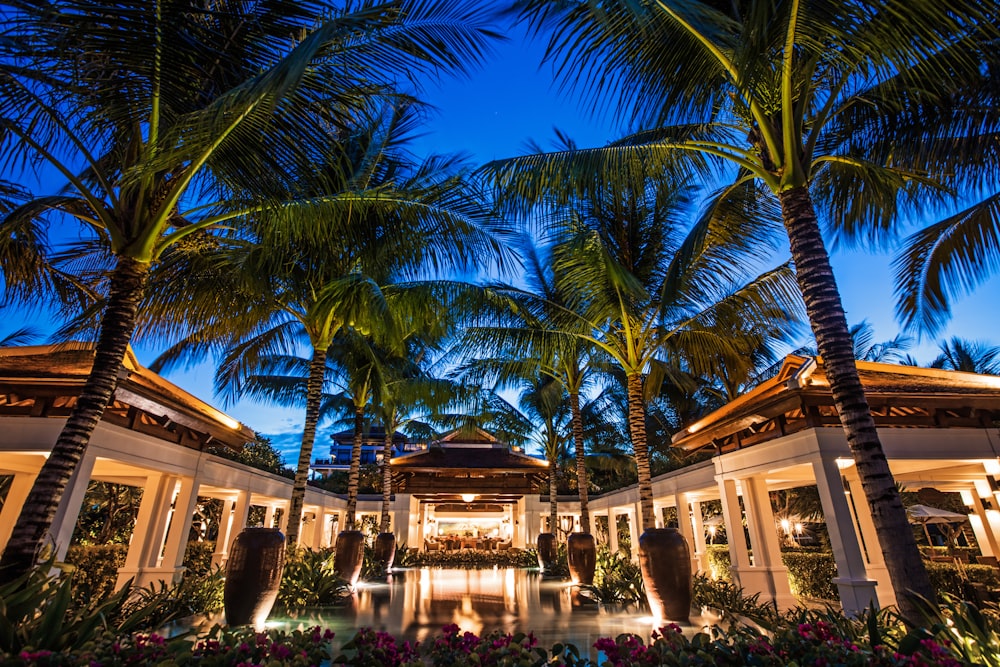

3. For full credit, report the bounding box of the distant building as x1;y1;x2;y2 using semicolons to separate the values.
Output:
310;426;412;477
309;425;529;477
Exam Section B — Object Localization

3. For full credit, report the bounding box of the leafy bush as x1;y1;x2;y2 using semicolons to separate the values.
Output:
276;547;351;609
64;544;127;605
183;540;217;578
782;550;839;601
691;574;780;629
584;547;645;604
0;556;186;654
925;561;1000;599
705;546;843;601
408;548;538;569
705;545;732;582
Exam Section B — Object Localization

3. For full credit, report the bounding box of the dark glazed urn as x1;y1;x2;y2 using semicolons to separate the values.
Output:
224;527;286;629
333;530;365;587
567;532;597;585
373;532;396;572
638;527;692;623
536;532;557;572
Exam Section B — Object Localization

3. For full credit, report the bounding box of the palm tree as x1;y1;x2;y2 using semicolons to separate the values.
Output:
150;113;499;544
500;0;995;609
503;167;801;534
894;195;1000;337
459;239;606;534
930;338;1000;375
518;377;571;536
0;0;498;579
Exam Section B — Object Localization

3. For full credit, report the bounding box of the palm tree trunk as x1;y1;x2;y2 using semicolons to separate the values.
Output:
285;347;327;547
379;427;393;533
569;390;591;534
626;373;655;531
548;457;558;536
778;185;933;614
345;405;364;530
0;257;149;582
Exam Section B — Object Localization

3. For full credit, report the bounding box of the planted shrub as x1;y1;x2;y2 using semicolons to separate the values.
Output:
705;545;732;582
782;550;839;601
64;544;127;604
925;561;1000;599
276;547;351;609
408;549;538;569
585;546;645;604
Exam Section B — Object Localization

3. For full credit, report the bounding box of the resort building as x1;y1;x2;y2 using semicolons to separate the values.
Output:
2;345;1000;614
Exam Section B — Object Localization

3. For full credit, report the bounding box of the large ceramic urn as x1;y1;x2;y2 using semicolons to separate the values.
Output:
333;530;366;587
567;532;597;585
373;532;396;573
536;532;557;572
224;527;286;629
638;527;692;623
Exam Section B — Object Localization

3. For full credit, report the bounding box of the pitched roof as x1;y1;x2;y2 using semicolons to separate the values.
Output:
390;445;548;470
671;355;1000;453
0;343;254;449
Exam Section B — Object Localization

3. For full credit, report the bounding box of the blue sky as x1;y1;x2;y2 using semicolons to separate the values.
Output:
6;22;999;464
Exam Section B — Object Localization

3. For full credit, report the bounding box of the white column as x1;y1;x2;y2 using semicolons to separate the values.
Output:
718;478;751;578
675;492;698;575
264;504;276;528
608;512;619;554
117;473;176;589
690;500;709;574
225;490;251;559
158;476;201;582
211;498;236;567
845;474;895;607
50;448;99;560
309;510;325;549
0;472;38;551
967;487;1000;558
813;459;879;613
627;507;640;562
514;497;527;548
974;478;1000;556
277;504;289;533
742;475;796;609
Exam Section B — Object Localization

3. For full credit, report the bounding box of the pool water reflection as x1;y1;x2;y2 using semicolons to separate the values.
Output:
268;568;690;653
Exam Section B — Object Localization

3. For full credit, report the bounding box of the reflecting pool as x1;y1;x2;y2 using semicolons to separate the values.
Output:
262;568;713;652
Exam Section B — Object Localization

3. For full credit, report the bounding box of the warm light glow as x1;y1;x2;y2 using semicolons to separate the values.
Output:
835;457;855;470
780;518;791;533
985;460;1000;476
461;493;476;503
216;411;241;431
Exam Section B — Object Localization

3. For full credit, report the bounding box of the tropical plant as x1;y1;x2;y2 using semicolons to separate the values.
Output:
148;101;504;544
276;547;351;609
0;0;499;580
499;0;998;614
929;337;1000;375
490;160;801;535
459;237;614;535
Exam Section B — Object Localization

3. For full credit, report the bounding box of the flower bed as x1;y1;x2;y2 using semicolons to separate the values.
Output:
1;618;977;667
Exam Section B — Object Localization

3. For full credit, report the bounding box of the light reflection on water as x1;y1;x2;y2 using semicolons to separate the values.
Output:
271;568;663;652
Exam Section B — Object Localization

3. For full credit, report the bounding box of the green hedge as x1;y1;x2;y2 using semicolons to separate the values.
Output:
64;544;128;603
64;541;218;604
705;546;839;601
782;551;839;601
925;561;1000;598
705;545;732;582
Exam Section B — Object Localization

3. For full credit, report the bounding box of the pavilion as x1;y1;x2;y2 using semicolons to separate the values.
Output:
1;345;1000;614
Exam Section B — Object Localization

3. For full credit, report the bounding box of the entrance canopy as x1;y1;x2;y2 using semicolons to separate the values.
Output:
390;444;548;498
